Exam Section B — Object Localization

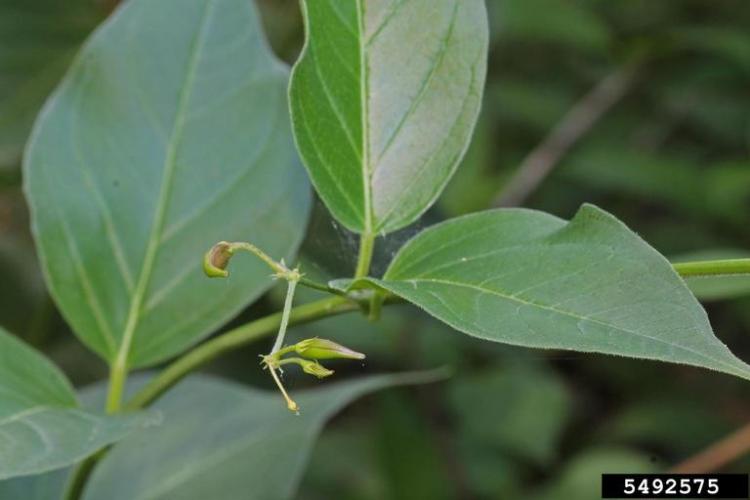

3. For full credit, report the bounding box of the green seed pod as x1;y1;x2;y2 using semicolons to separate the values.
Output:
294;338;366;360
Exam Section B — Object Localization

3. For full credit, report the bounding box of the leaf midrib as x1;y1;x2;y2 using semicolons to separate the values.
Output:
355;0;374;234
0;406;54;428
113;0;215;369
387;277;749;378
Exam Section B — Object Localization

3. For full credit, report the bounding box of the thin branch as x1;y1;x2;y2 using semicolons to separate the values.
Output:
354;231;376;278
671;421;750;473
493;64;639;207
673;258;750;278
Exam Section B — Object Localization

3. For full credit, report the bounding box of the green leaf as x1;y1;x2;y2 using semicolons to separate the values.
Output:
24;0;310;368
0;468;68;500
82;372;439;500
289;0;488;234
346;204;750;381
0;328;157;480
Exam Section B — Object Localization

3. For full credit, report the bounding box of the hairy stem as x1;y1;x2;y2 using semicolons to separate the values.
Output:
354;232;375;278
126;296;358;410
673;258;750;278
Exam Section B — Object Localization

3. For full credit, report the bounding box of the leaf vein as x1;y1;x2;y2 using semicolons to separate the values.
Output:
374;2;459;165
403;277;744;375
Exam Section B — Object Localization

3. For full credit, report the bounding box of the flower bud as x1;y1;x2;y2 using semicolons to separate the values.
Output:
300;360;334;379
203;241;233;278
294;338;365;360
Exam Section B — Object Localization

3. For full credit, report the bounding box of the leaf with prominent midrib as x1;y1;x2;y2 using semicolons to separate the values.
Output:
289;0;488;234
0;328;157;480
81;372;439;500
24;0;310;368
345;204;750;380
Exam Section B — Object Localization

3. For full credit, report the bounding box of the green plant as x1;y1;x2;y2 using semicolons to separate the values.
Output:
3;0;750;498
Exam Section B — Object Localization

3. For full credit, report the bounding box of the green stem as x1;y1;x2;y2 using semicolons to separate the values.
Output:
277;357;306;367
125;296;357;410
297;277;348;296
207;240;344;296
273;344;297;357
271;279;297;353
64;449;105;500
354;232;375;278
106;361;126;413
673;258;750;278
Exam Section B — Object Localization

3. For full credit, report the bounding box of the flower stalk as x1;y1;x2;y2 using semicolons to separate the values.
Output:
264;270;301;413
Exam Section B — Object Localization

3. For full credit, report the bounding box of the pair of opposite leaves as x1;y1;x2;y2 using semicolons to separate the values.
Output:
23;0;750;409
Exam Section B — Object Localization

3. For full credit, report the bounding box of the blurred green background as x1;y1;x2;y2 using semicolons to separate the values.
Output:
1;0;749;499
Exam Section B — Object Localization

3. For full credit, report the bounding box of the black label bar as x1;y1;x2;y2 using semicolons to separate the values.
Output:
602;474;749;499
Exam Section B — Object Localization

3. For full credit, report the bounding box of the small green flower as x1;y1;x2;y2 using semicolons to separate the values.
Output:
299;359;334;378
203;241;233;278
294;338;365;360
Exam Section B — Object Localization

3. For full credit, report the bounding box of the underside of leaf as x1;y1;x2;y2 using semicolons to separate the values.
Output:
290;0;488;234
346;204;750;381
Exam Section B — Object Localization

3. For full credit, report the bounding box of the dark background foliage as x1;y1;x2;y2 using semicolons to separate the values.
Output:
1;0;749;498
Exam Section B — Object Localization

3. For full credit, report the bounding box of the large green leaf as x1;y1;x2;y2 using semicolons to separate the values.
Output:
24;0;310;368
345;205;750;380
0;328;157;480
81;372;437;500
289;0;488;234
